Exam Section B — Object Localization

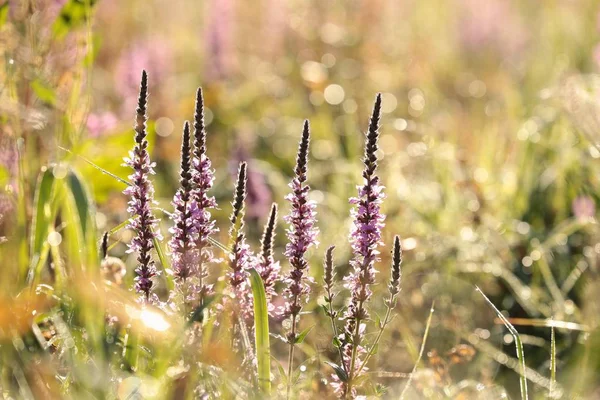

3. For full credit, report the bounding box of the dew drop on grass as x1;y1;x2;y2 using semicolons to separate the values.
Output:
48;231;62;246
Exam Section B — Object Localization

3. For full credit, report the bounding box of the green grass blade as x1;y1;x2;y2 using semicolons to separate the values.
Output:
249;268;271;395
58;146;130;186
208;236;231;255
28;168;57;285
67;168;98;268
476;286;528;400
30;168;56;259
400;301;435;400
108;219;131;235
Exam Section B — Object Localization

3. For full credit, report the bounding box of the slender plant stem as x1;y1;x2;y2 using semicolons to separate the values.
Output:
354;306;392;377
286;313;298;399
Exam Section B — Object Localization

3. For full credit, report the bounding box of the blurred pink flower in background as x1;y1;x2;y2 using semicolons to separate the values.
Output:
114;38;173;112
0;136;18;188
86;112;118;137
204;0;235;81
458;0;527;59
264;0;288;59
231;145;272;220
572;195;595;221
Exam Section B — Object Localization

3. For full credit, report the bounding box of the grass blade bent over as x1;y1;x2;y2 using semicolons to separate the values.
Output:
477;286;528;400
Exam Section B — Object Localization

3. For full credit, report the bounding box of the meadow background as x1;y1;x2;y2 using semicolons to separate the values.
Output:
1;0;600;398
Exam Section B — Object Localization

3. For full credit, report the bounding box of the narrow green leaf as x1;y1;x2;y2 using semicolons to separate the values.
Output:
28;168;56;285
67;168;98;268
272;355;288;383
31;80;57;106
66;170;91;238
333;336;342;349
248;268;271;395
31;168;55;256
324;361;348;383
295;325;314;344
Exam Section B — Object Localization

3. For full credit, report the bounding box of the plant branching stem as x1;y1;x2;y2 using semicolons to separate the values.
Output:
325;292;347;374
354;304;392;377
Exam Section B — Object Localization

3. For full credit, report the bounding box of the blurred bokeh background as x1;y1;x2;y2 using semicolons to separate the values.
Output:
2;0;600;398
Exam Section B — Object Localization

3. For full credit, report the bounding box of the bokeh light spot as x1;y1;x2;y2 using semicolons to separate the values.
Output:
324;84;345;105
155;117;174;137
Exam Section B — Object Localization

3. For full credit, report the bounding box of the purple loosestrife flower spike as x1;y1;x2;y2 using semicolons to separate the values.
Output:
191;87;218;301
227;162;252;316
344;93;384;327
169;122;199;286
284;121;319;398
283;120;319;324
324;245;336;298
340;93;385;397
387;236;402;307
256;203;280;311
123;70;161;303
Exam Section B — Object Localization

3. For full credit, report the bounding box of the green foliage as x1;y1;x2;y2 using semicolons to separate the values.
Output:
249;268;271;395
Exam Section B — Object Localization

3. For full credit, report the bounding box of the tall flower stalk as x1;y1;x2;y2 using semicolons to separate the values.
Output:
191;87;218;305
256;203;280;313
227;162;252;316
283;121;319;398
342;94;385;397
168;121;201;307
123;70;161;303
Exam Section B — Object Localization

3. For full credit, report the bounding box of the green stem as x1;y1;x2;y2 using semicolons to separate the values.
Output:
354;304;393;378
286;313;298;400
